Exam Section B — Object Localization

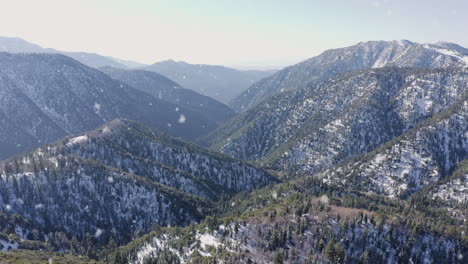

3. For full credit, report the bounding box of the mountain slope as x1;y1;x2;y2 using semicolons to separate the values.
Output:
115;178;467;264
205;68;467;177
0;119;275;243
142;60;274;104
100;67;236;124
0;36;45;53
0;52;218;160
230;40;468;111
58;119;276;200
428;159;468;204
0;36;144;69
315;97;467;198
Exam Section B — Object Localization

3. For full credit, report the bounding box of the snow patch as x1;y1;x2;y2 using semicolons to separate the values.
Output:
198;233;220;249
67;135;88;146
0;239;18;251
94;228;103;238
178;114;186;124
102;126;111;134
94;102;101;114
427;46;468;65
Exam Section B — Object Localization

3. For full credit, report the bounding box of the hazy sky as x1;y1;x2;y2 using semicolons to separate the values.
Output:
0;0;467;68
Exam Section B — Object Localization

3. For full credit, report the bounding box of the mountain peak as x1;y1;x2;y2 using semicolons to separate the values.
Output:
230;39;468;111
0;36;45;52
355;39;416;47
394;39;415;46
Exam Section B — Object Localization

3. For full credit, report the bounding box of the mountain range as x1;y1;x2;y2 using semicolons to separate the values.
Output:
206;67;467;178
0;39;466;263
0;119;275;244
99;66;236;125
230;40;468;111
141;60;275;104
0;36;275;105
0;36;143;69
0;52;219;160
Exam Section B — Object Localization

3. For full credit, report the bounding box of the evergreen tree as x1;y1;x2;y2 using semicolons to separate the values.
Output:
273;250;284;264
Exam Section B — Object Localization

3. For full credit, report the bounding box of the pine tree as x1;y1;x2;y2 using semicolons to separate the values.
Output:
273;250;284;264
359;250;369;264
325;240;335;261
334;243;345;263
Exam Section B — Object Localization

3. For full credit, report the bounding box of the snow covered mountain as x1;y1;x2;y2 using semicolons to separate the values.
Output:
1;38;467;263
315;97;467;199
141;60;275;104
206;67;467;179
100;66;236;125
0;36;144;69
0;119;275;243
0;52;219;160
230;40;468;112
116;175;466;264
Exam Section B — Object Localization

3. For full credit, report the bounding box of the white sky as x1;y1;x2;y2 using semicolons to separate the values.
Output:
0;0;466;68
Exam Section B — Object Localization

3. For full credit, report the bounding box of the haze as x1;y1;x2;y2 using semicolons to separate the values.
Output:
0;0;467;68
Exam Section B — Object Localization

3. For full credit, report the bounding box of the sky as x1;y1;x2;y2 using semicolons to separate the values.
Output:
0;0;467;69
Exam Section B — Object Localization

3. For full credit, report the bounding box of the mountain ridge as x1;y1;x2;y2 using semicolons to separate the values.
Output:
99;66;236;124
142;60;275;104
205;67;467;179
230;40;468;112
0;118;276;244
0;52;218;160
0;36;144;69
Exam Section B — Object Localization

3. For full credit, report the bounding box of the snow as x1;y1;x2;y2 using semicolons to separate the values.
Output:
94;228;103;238
178;114;186;124
94;102;101;114
134;243;159;264
198;233;220;249
426;45;468;65
320;195;329;204
67;135;88;146
432;178;467;203
0;239;18;251
374;154;387;163
102;126;111;134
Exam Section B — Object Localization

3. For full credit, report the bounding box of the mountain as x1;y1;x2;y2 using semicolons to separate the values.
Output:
315;96;467;199
99;66;236;124
230;40;468;112
0;119;275;244
115;176;467;264
107;57;147;69
59;52;129;69
141;60;275;104
0;36;144;69
0;36;45;53
0;52;219;160
205;67;467;177
1;38;467;263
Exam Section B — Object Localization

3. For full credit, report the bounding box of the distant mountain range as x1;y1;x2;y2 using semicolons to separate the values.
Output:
141;60;275;104
230;40;468;111
100;66;236;125
0;36;276;105
0;52;220;160
0;36;144;69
